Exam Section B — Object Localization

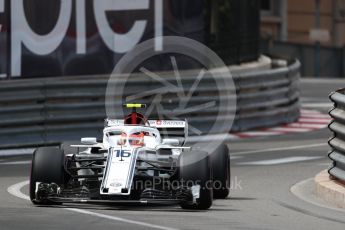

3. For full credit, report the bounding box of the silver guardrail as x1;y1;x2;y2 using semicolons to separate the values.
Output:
328;89;345;182
0;59;300;148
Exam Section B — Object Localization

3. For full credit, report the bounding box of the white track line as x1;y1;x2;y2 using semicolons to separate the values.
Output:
300;109;322;114
298;118;331;123
230;156;244;160
317;163;331;166
288;123;328;129
231;143;328;155
269;127;313;132
66;208;178;230
7;181;31;201
7;181;178;230
237;156;323;166
235;131;283;136
187;134;239;142
299;113;331;118
302;103;333;109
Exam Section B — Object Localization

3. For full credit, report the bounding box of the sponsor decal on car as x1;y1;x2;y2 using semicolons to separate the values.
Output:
110;182;122;188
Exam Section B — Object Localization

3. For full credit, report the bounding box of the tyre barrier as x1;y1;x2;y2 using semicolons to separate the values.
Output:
0;59;300;148
328;89;345;182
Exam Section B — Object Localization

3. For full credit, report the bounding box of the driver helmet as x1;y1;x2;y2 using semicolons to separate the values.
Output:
129;132;145;146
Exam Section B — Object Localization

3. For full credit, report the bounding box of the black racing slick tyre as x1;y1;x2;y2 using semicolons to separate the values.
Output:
29;147;65;205
179;151;213;210
210;144;231;199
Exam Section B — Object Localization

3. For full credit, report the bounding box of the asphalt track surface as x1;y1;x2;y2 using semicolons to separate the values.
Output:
1;79;345;230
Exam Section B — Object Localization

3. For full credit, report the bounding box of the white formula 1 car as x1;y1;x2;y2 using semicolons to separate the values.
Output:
30;104;230;210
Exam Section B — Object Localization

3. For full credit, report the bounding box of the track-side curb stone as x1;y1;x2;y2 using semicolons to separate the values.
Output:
314;170;345;208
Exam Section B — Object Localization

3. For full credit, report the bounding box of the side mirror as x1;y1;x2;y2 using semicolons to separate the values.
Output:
81;137;98;145
162;138;179;146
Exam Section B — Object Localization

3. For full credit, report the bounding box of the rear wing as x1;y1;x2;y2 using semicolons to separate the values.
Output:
105;119;188;145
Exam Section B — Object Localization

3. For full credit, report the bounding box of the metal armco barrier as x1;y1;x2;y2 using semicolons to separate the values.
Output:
0;59;300;148
328;89;345;182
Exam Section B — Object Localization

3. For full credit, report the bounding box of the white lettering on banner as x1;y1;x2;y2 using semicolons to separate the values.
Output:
76;0;86;54
0;0;4;12
94;0;149;53
10;0;164;77
155;0;163;51
0;0;5;78
11;0;72;76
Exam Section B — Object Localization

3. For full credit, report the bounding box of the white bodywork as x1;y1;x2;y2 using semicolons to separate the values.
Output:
75;119;189;196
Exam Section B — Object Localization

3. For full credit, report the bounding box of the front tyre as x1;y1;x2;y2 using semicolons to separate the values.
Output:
179;151;213;210
29;147;65;205
211;144;231;199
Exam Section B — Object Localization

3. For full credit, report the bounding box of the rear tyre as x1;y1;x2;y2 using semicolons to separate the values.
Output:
29;147;65;205
179;151;213;210
211;144;231;199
